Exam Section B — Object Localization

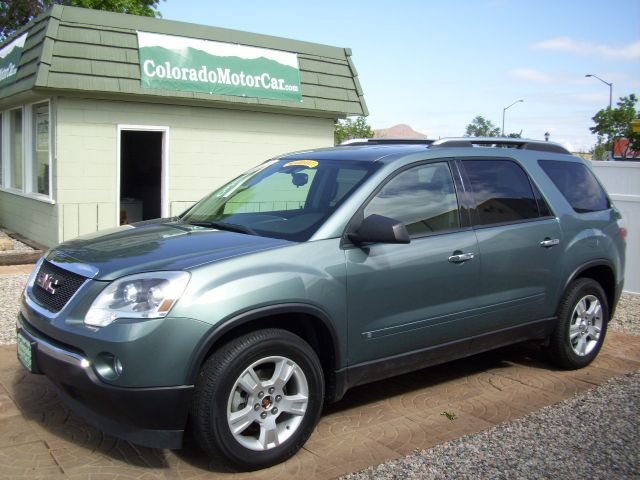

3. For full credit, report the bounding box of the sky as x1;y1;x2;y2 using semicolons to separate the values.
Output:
160;0;640;152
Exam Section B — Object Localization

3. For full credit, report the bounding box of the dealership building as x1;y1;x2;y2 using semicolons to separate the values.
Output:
0;6;367;247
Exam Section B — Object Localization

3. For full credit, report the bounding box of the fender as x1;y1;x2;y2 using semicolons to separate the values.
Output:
186;303;341;384
561;259;617;313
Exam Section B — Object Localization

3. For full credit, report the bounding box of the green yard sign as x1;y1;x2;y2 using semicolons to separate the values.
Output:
137;31;302;102
0;33;28;88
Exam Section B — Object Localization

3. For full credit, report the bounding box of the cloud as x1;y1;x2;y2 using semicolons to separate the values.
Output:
509;68;554;83
532;37;640;61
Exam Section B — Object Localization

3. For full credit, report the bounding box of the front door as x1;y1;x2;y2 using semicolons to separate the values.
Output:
346;161;481;366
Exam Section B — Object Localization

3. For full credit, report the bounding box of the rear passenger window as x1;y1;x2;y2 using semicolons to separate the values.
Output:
539;160;609;213
463;159;540;226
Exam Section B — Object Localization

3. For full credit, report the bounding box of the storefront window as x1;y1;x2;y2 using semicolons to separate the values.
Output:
31;103;49;195
9;108;23;190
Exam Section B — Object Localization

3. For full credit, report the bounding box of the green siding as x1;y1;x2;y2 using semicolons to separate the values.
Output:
52;41;132;62
0;192;58;246
0;5;367;117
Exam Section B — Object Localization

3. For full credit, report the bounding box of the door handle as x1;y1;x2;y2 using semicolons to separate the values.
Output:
448;252;475;263
540;238;560;248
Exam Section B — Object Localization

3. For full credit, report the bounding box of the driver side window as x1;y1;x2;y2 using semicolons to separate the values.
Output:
364;162;461;236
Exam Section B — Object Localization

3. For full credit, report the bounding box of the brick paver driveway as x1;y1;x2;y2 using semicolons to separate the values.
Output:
1;328;638;479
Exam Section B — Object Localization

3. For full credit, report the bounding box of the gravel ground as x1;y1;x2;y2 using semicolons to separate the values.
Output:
1;272;638;478
343;371;640;480
611;293;640;335
0;229;33;255
0;272;30;345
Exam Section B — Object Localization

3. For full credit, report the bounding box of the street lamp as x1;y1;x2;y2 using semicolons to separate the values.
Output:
502;99;524;136
585;74;613;110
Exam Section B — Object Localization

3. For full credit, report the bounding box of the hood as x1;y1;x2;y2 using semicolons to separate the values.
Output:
46;220;290;281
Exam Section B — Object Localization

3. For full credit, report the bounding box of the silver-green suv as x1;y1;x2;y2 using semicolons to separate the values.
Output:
16;138;626;470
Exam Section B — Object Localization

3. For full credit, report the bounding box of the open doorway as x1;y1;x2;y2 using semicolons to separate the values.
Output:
119;129;166;225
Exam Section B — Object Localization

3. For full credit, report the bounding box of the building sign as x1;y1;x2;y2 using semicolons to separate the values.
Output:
0;33;28;88
137;32;302;102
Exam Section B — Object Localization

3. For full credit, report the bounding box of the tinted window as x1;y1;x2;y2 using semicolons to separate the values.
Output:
532;181;552;217
364;162;460;236
331;168;368;207
539;160;609;213
463;159;539;225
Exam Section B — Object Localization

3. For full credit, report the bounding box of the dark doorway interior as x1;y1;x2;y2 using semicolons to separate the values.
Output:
120;130;163;224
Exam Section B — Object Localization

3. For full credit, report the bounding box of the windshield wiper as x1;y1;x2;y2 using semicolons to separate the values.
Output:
187;220;257;236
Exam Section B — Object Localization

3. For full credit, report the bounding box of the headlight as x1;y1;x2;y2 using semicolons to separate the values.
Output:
84;272;190;327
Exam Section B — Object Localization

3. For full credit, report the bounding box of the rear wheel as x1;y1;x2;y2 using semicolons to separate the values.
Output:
546;278;608;369
191;329;324;470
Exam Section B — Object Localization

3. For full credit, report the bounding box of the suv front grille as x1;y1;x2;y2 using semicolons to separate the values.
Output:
31;260;87;313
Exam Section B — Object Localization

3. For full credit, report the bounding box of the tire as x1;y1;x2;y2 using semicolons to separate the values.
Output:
546;278;608;370
190;328;324;470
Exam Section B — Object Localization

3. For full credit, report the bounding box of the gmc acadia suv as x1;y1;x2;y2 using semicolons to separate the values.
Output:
17;137;626;469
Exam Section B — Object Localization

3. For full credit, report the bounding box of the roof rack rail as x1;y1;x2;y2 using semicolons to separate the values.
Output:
339;138;434;146
430;137;571;155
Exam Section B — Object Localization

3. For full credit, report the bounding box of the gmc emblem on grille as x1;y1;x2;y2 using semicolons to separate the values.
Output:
36;272;61;295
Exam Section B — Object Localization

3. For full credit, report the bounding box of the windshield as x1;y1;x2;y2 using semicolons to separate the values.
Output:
180;158;377;241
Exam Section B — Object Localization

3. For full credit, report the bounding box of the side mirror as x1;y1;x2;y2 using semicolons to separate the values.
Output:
349;214;410;245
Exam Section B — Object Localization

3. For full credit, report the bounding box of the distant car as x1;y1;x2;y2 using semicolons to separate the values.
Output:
17;137;625;470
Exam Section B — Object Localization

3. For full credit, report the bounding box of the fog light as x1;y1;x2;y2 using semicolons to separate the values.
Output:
95;352;123;380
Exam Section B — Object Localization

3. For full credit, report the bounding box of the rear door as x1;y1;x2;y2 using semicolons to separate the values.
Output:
460;158;562;336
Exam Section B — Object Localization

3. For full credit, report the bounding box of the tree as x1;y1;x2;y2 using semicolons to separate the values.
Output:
590;94;640;159
464;116;500;137
1;0;162;40
590;136;609;161
334;116;374;145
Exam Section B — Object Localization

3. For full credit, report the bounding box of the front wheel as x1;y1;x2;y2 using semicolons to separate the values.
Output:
546;278;608;369
190;329;324;470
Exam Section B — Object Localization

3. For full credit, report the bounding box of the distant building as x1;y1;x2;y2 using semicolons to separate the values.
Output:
614;139;639;160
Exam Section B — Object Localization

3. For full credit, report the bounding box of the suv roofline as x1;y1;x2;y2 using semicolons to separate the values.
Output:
339;137;571;155
339;138;435;146
431;137;571;155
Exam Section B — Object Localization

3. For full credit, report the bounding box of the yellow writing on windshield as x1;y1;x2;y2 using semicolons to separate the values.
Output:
283;160;319;169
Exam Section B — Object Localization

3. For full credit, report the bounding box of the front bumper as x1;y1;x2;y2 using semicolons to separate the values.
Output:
17;314;193;449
